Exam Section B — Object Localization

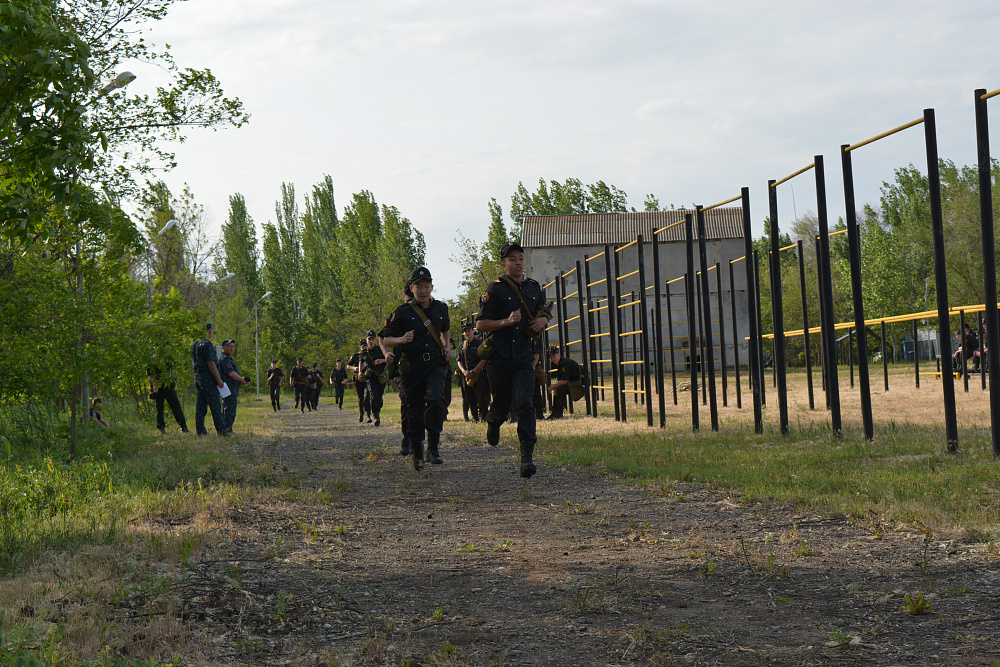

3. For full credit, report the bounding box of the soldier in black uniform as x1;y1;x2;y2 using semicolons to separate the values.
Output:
476;241;551;478
347;340;368;422
191;323;228;436
289;357;311;413
362;330;386;425
266;360;283;411
148;343;189;433
309;362;323;410
545;345;582;419
382;266;451;470
329;359;347;409
457;321;489;422
219;338;249;432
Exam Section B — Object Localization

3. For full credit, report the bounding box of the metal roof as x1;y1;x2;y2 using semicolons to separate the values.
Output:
522;208;744;248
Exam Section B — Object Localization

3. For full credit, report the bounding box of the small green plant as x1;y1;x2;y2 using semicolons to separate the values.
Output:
698;559;717;575
494;540;512;552
902;592;933;615
823;626;852;645
432;607;445;621
794;540;813;557
457;542;484;553
335;523;348;535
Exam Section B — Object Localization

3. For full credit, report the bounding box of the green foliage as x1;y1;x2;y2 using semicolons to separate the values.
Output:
508;177;631;241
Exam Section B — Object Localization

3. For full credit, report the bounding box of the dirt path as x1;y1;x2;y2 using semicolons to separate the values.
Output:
180;401;1000;666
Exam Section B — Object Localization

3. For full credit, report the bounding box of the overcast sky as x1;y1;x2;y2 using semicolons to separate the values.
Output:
134;0;1000;299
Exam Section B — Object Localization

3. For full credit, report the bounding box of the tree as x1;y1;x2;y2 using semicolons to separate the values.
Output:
507;177;632;240
0;0;96;240
220;192;262;307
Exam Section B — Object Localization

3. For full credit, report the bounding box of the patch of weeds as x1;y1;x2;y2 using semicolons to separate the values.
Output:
457;542;484;553
494;540;512;552
365;443;391;463
917;531;934;574
768;594;795;606
698;559;717;576
298;519;319;541
432;607;445;621
822;626;854;645
334;523;348;535
902;592;933;615
846;582;864;594
266;536;287;560
794;540;813;557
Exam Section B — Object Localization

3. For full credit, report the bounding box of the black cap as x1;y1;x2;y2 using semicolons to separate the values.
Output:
403;279;412;297
296;356;303;361
336;358;342;362
205;322;214;331
500;241;524;258
410;266;432;283
366;329;376;337
312;363;317;368
359;338;367;346
462;321;473;330
221;338;234;346
547;345;559;356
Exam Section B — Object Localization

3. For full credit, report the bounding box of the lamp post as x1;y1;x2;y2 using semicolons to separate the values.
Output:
145;218;176;306
212;272;236;329
254;291;272;400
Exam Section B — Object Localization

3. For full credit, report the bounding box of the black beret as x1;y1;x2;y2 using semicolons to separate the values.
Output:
500;241;524;258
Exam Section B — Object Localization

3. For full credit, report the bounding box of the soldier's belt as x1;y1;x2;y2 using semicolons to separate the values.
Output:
407;351;437;362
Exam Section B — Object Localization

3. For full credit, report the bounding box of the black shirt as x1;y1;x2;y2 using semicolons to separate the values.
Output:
476;274;546;361
267;367;283;387
290;366;310;386
383;299;451;358
555;357;581;383
191;337;217;374
459;337;482;370
331;367;347;384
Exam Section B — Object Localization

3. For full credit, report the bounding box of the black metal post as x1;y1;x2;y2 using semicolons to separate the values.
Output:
754;250;767;409
881;320;889;392
729;260;742;409
741;186;763;432
767;181;789;435
979;311;986;391
604;246;621;421
925;108;959;451
961;310;969;394
613;250;628;422
667;281;679;406
575;260;593;417
841;144;874;439
797;239;814;410
684;214;699;431
975;89;1000;456
848;328;855;388
637;235;654;426
651;228;667;427
696;209;719;430
815;235;829;405
697;275;707;405
815;155;842;434
583;256;600;414
913;318;920;388
716;261;728;408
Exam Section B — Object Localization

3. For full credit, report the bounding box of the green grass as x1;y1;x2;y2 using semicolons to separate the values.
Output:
0;392;277;666
538;416;1000;533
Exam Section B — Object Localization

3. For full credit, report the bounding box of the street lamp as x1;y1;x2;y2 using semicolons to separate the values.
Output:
145;218;176;306
99;71;136;96
254;291;272;400
212;272;236;329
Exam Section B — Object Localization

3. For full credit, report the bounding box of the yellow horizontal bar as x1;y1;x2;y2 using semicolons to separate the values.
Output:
772;162;815;188
621;390;647;394
618;300;641;308
565;315;580;323
590;384;614;389
590;305;608;313
545;324;558;331
563;266;577;277
845;117;924;152
567;338;582;346
621;360;645;366
701;194;741;211
982;88;1000;101
587;279;603;288
729;255;746;264
591;332;610;338
645;284;654;291
616;240;638;253
543;279;556;289
666;276;686;285
591;359;612;364
654;219;685;235
617;270;639;281
778;242;797;252
619;329;642;337
563;290;579;300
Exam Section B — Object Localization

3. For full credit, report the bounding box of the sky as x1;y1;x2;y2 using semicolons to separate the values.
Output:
129;0;1000;300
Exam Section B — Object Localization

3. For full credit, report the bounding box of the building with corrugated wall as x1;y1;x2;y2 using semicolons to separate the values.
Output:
522;209;750;373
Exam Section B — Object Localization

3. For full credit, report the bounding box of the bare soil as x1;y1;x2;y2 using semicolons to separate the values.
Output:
172;397;1000;666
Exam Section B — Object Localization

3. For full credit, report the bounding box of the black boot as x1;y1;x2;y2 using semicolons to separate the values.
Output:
519;442;537;479
359;412;364;423
399;436;411;456
412;441;425;471
426;442;443;465
486;421;500;447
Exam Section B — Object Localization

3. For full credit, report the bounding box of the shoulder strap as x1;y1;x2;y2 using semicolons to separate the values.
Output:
501;275;536;319
409;302;446;351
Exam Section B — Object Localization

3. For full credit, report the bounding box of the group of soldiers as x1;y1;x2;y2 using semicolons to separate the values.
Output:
179;240;584;480
183;324;250;436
